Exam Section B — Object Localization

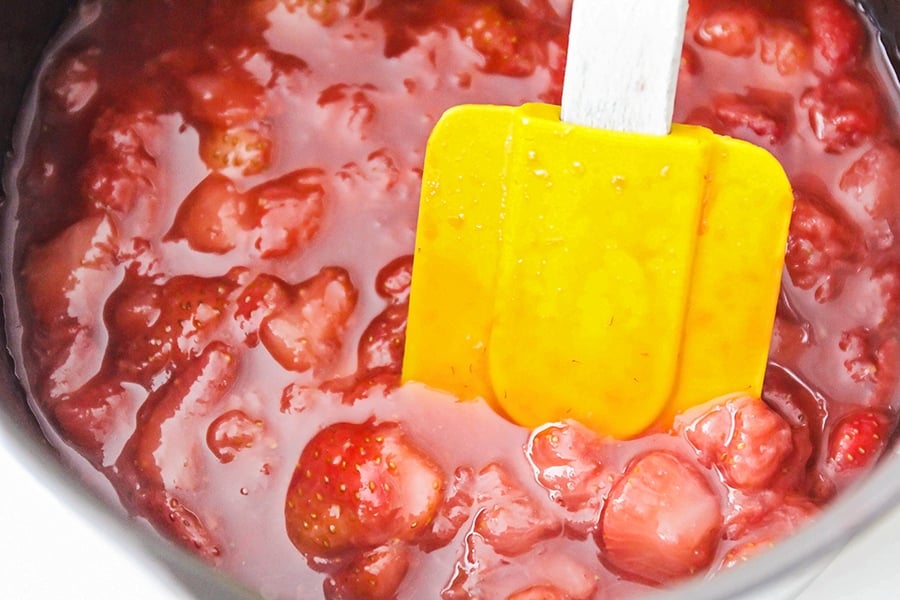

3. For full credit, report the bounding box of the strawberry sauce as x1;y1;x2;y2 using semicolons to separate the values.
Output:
3;0;900;598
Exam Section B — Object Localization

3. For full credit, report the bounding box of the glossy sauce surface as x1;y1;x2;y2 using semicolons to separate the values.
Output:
5;1;900;598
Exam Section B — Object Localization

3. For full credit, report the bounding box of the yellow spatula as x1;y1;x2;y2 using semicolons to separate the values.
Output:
402;0;793;439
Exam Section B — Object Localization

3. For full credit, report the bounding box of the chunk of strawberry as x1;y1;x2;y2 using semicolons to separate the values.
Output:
501;552;599;600
507;585;569;600
44;46;99;114
800;75;881;153
284;420;444;557
375;255;413;303
526;422;609;520
323;542;410;600
80;107;161;213
260;267;358;373
419;466;475;551
199;121;273;177
827;408;893;472
677;394;794;490
52;380;135;459
105;269;241;383
358;303;407;374
839;327;880;384
170;169;324;258
23;214;118;328
249;168;325;258
838;143;900;249
456;4;542;77
804;0;865;75
116;342;239;558
125;342;240;481
693;7;761;57
234;273;291;345
473;463;561;557
292;0;366;27
598;451;722;584
721;496;819;569
710;89;794;144
206;409;266;464
785;190;863;301
759;20;810;76
168;173;254;254
185;66;266;128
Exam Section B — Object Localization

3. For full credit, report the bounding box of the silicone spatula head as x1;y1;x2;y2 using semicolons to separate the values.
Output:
402;0;793;438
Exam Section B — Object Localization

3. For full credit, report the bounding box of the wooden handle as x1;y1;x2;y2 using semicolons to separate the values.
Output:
560;0;689;135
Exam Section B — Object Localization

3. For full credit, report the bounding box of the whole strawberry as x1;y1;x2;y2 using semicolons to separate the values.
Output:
285;420;444;558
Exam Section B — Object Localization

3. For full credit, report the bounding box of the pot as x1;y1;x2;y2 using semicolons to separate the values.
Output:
1;2;899;599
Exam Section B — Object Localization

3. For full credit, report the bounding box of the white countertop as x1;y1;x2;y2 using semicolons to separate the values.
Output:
1;435;898;600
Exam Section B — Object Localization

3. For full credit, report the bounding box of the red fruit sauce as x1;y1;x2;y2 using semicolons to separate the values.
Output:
3;0;900;598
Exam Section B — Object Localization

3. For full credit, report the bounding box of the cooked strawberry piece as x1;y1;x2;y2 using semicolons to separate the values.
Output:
679;44;702;79
323;542;410;600
785;190;863;300
199;121;273;176
803;0;865;75
678;394;794;490
721;496;819;568
249;168;325;258
52;380;134;459
827;408;893;472
80;107;161;213
599;451;723;584
375;255;414;303
168;173;253;254
23;214;118;327
185;67;266;128
838;144;900;249
839;328;881;384
358;303;407;374
44;46;99;114
115;342;238;558
760;365;820;482
125;342;239;480
526;422;609;521
284;420;444;557
260;267;358;373
444;535;598;600
419;466;475;551
800;75;881;153
507;585;569;600
710;89;794;144
171;169;324;258
457;4;540;77
207;409;266;464
694;7;761;57
473;463;561;557
289;0;365;27
504;555;599;600
234;273;291;344
105;270;240;383
280;381;339;414
759;20;810;76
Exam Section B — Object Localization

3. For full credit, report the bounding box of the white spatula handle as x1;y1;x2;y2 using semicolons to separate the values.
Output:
560;0;689;135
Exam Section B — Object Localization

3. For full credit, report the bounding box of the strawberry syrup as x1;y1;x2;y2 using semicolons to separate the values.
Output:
3;1;900;598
